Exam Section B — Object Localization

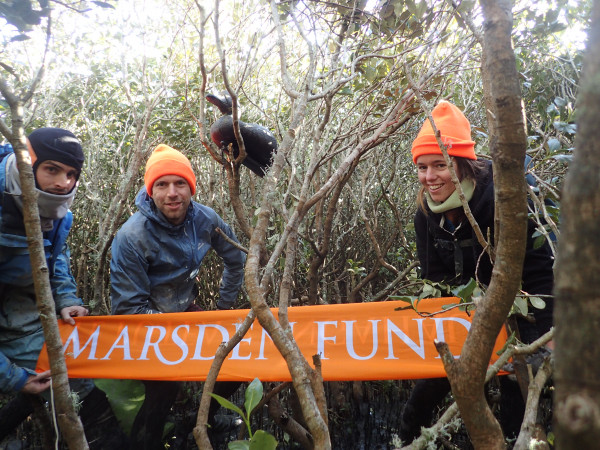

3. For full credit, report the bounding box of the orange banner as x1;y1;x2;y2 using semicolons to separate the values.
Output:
37;298;506;381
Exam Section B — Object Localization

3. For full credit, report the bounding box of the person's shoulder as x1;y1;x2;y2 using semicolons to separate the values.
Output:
414;207;435;233
56;210;74;231
414;207;425;221
472;160;494;196
0;143;13;160
192;200;215;213
0;145;14;183
112;213;155;256
479;159;493;181
191;201;220;221
116;212;147;237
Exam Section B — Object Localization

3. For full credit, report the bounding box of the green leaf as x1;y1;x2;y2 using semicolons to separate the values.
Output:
249;430;278;450
497;331;517;355
390;295;418;304
92;1;116;9
406;0;427;18
93;379;145;435
421;283;437;298
410;297;420;311
416;0;428;18
545;205;561;217
529;296;546;310
545;103;559;116
10;34;30;42
244;378;263;417
552;154;572;163
533;234;547;249
405;0;418;16
546;138;561;152
211;393;246;418
553;121;569;132
553;96;567;108
228;440;251;450
513;297;528;316
451;278;478;302
365;65;376;83
564;123;577;134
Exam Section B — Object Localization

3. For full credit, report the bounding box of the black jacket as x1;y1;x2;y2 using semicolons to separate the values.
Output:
414;161;554;339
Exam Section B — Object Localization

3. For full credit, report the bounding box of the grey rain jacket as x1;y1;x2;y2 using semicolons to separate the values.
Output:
110;187;246;315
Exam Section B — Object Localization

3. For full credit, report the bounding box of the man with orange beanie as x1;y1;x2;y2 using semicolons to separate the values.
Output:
110;144;246;449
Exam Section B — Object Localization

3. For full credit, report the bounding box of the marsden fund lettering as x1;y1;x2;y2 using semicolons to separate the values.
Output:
37;298;506;381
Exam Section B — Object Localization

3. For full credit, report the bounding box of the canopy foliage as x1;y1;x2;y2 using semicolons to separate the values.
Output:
0;0;591;447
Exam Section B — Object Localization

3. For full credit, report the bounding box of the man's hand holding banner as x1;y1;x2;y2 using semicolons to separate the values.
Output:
37;298;507;381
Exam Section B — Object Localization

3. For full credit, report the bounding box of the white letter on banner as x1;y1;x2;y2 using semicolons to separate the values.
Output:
138;326;167;361
165;325;190;365
386;319;425;359
101;327;133;360
257;326;273;360
63;326;100;359
191;324;230;360
433;317;471;359
230;323;252;360
343;320;379;360
256;322;295;360
316;321;337;360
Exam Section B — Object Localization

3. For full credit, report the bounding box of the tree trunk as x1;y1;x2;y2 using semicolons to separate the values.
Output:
0;81;88;449
554;0;600;447
440;1;530;448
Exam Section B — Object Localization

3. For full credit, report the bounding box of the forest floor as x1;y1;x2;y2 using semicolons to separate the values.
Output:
0;378;553;449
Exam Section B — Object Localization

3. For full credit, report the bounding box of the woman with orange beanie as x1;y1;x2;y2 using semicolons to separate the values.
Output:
400;101;555;444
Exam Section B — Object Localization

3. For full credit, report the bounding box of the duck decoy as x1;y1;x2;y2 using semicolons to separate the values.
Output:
207;92;277;177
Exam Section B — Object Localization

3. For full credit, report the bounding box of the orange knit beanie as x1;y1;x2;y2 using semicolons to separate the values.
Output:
411;100;476;163
144;144;197;196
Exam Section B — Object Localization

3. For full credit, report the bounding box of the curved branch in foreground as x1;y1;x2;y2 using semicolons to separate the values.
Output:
402;330;553;449
193;309;256;448
514;357;553;449
267;389;314;449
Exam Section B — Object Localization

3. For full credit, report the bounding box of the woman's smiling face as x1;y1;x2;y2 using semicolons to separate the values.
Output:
416;154;461;203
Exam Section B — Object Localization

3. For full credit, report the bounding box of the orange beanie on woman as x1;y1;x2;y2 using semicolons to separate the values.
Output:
411;100;476;163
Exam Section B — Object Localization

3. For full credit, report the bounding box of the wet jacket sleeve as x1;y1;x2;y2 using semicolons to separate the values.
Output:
50;243;83;313
210;217;246;310
0;351;29;393
110;230;161;315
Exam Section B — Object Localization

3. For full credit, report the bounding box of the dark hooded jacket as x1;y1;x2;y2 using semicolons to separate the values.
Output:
414;160;554;338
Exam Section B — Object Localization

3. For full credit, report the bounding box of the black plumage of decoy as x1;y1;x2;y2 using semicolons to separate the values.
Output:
207;92;277;177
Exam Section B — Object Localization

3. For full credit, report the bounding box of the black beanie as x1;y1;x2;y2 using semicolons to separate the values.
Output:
27;128;84;178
